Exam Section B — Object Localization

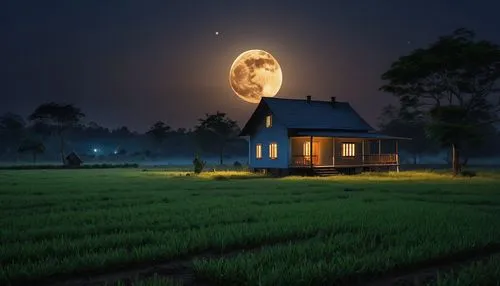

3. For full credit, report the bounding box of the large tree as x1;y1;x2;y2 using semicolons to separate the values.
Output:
195;112;240;165
380;28;500;175
29;103;85;165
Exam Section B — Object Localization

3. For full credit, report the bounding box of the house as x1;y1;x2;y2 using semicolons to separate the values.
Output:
65;152;83;167
239;96;409;176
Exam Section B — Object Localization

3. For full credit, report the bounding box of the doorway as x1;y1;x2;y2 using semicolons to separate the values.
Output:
303;141;320;165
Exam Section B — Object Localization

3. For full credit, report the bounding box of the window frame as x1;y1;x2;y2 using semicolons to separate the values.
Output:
342;142;356;157
269;142;278;160
265;115;272;128
255;144;262;160
303;141;310;156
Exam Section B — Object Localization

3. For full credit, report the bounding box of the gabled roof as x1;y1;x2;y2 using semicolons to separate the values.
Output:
240;97;374;136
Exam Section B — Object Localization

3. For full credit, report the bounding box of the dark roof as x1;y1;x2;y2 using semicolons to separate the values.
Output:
65;152;83;165
294;130;411;140
240;97;374;136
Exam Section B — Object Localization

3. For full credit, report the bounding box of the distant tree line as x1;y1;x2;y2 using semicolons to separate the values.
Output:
2;28;500;174
0;104;245;165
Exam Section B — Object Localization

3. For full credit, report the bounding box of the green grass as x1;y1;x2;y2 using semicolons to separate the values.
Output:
1;169;500;285
113;274;183;286
432;255;500;286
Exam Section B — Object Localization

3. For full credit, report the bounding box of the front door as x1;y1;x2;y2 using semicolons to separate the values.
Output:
303;141;320;165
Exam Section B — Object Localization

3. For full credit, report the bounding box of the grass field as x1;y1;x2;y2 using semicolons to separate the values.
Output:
1;169;500;285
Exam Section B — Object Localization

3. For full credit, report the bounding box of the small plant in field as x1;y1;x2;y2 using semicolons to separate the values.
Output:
193;154;206;174
233;161;242;168
460;170;477;178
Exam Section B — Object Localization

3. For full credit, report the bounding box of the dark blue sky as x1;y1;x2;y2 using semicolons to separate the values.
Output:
2;0;499;131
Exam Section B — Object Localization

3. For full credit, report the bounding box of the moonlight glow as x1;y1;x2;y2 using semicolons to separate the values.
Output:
229;49;283;103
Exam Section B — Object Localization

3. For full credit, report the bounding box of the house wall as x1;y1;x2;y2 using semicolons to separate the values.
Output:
334;138;363;166
249;114;289;169
290;137;333;166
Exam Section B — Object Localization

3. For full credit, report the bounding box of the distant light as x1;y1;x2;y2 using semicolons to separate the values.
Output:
215;31;219;35
114;150;118;155
93;148;98;153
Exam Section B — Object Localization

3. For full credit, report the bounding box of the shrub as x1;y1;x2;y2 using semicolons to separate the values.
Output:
193;154;206;174
460;170;477;178
233;161;242;168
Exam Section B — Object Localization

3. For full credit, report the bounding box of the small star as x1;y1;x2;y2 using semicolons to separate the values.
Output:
215;31;219;36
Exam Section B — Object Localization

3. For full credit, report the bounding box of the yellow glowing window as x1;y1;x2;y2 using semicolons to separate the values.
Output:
256;144;262;159
303;142;310;156
265;115;272;128
342;143;355;157
269;143;278;159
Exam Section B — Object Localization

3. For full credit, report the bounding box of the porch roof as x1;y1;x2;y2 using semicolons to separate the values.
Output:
294;130;411;140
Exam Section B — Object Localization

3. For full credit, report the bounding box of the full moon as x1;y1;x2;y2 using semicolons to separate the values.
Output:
229;49;283;103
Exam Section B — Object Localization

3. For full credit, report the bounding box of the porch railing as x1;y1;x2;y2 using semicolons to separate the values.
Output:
292;155;318;167
290;154;398;167
362;154;398;165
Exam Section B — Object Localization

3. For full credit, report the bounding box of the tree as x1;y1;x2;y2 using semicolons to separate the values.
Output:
0;113;25;157
29;103;85;165
195;112;240;165
146;121;171;154
380;28;500;175
378;105;436;164
17;139;45;164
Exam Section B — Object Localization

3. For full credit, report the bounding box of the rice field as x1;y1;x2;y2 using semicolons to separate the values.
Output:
1;169;500;285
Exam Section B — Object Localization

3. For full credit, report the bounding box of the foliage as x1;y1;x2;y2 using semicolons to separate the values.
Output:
192;154;206;174
28;103;85;164
378;104;436;163
146;121;171;144
433;255;500;286
17;139;45;164
0;113;26;157
0;113;25;136
195;112;240;165
380;28;500;175
29;103;85;129
460;170;477;177
1;170;500;285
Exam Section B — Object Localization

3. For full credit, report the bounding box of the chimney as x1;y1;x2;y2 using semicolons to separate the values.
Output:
306;95;311;103
331;96;336;105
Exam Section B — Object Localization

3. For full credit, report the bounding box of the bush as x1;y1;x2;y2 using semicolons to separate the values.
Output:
233;161;242;168
193;154;206;174
460;170;477;177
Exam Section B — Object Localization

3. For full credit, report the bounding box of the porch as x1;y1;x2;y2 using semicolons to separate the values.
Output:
289;135;402;169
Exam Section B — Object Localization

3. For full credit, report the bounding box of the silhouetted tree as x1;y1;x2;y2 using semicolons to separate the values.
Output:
146;121;171;154
195;112;240;165
29;103;85;164
380;28;500;175
0;113;25;157
17;139;45;164
378;105;436;164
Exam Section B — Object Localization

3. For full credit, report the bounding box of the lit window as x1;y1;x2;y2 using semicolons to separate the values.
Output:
269;143;278;159
303;141;310;156
342;143;355;157
256;144;262;159
265;115;272;128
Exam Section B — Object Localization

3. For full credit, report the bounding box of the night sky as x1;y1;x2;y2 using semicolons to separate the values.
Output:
2;0;500;132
